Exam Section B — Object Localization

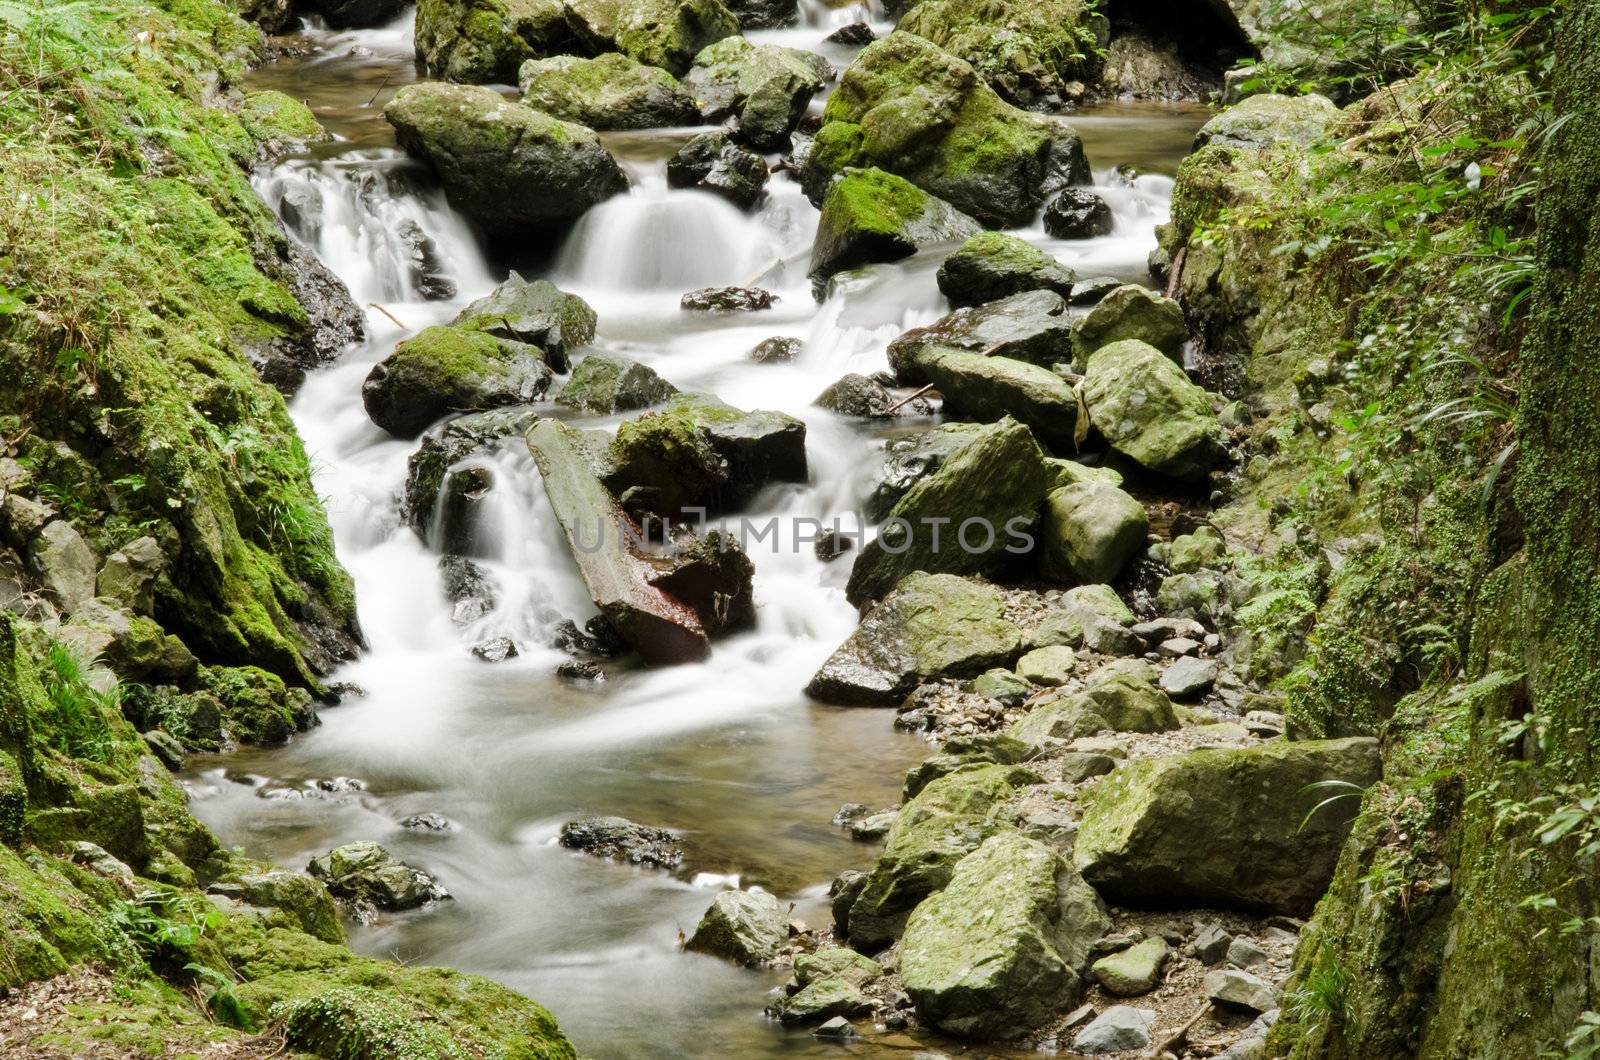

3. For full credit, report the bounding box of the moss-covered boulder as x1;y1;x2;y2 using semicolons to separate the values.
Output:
916;348;1081;451
1081;340;1227;482
887;289;1075;384
1071;284;1188;363
607;0;741;76
846;812;1008;951
897;0;1100;107
807;573;1022;705
845;418;1053;606
363;325;553;439
665;130;768;208
1092;936;1170;997
1038;480;1149;585
1075;737;1382;914
685;888;788;964
454;273;597;371
1193;92;1342;150
803;32;1089;227
901;832;1111;1039
415;0;582;84
862;422;988;522
1008;660;1178;747
556;355;677;413
937;231;1077;307
519;52;699;129
222;868;345;944
768;977;874;1025
1026;583;1137;651
796;947;882;987
809;168;980;285
308;841;447;911
386;83;627;243
200;664;319;745
683;36;831;149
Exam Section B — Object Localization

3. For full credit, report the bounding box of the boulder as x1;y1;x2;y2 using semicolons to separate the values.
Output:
1164;525;1228;572
363;325;552;439
1075;737;1383;914
901;833;1111;1039
937;231;1076;308
897;0;1099;106
795;948;882;988
1016;644;1075;686
386;83;627;243
1026;583;1138;653
1156;569;1227;621
685;889;788;964
556;355;677;413
1160;655;1219;699
1206;968;1278;1012
680;286;775;312
309;0;408;29
1091;936;1169;996
1072;284;1187;364
558;815;684;868
825;22;874;45
808;168;980;285
96;536;164;616
223;868;345;943
606;0;741;76
518;53;699;130
803;32;1089;227
807;573;1022;706
1038;480;1149;584
1072;1005;1157;1054
415;0;582;84
649;529;757;637
404;407;541;538
1194;92;1342;150
916;348;1080;452
1008;663;1178;747
1070;274;1124;304
898;763;1041;831
683;36;830;149
453;273;597;370
845;812;1004;950
1043;188;1114;239
28;520;99;614
665;131;768;209
814;373;928;418
861;423;985;523
1081;340;1227;481
887;289;1074;385
845;418;1053;606
722;0;797;28
307;841;447;911
748;335;802;364
769;980;872;1026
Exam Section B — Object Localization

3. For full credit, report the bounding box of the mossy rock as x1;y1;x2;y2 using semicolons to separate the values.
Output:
916;347;1081;452
1081;339;1227;482
199;664;317;745
415;0;582;84
1193;92;1342;151
453;273;598;370
556;354;677;413
937;231;1077;307
887;289;1075;385
1037;480;1149;585
684;36;831;149
363;325;554;440
846;811;1008;951
808;168;981;284
610;0;740;76
862;422;988;522
1070;284;1188;363
684;888;788;965
898;0;1100;106
519;52;699;130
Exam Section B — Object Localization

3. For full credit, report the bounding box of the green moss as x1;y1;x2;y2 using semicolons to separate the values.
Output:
0;845;136;990
826;168;931;235
897;0;1096;105
236;88;325;146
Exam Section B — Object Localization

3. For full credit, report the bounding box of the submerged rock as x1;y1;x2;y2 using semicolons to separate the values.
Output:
1081;339;1227;482
825;22;875;45
683;36;830;149
685;888;789;964
363;325;552;439
808;168;980;285
1043;187;1114;239
887;289;1075;385
937;231;1077;307
308;841;448;912
519;52;699;130
665;131;768;209
1071;284;1187;363
556;355;677;414
559;815;684;868
749;335;803;363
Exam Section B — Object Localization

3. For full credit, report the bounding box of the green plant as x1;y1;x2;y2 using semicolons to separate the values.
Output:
1285;961;1352;1034
184;961;254;1030
41;641;117;762
110;889;223;968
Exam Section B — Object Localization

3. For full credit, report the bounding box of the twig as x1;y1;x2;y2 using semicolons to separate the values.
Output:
367;303;407;330
1165;245;1187;299
883;383;935;414
365;74;391;108
1143;1000;1212;1059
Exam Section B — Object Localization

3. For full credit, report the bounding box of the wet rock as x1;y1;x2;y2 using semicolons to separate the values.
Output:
1091;936;1169;996
364;326;551;440
471;637;519;662
96;536;164;616
849;811;897;841
438;555;496;629
305;0;407;29
395;217;456;301
813;1016;859;1040
28;520;98;614
448;277;594;374
1016;645;1075;686
1075;737;1382;914
723;0;797;28
825;22;875;45
1043;188;1114;239
519;52;699;130
862;423;987;522
386;83;627;244
808;573;1022;706
937;231;1076;308
685;888;789;965
808;168;981;286
901;833;1111;1039
399;813;457;832
1071;284;1187;363
665;131;768;209
1069;275;1124;305
1038;480;1149;585
1072;1005;1157;1054
896;0;1099;107
888;289;1075;385
1026;584;1139;653
436;465;496;557
684;36;830;149
770;978;874;1026
559;815;684;869
915;349;1081;451
413;0;577;82
846;811;1006;950
814;373;928;418
749;335;802;363
802;32;1089;227
308;841;447;912
1206;968;1277;1012
1081;339;1227;482
556;355;678;414
845;418;1053;606
1194;92;1341;150
1160;655;1219;699
556;659;604;681
815;529;854;562
650;530;757;637
681;286;776;312
830;869;867;935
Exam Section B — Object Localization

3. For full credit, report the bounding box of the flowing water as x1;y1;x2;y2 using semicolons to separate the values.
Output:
192;9;1209;1056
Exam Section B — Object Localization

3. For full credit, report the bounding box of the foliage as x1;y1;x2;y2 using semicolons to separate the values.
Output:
40;642;118;763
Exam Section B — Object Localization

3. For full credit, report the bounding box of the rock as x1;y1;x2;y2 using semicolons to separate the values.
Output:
825;22;874;45
1016;645;1075;686
665;131;768;209
603;392;807;518
1071;284;1187;363
556;355;677;414
1194;92;1342;150
96;536;164;616
749;336;802;363
56;601;186;683
1160;655;1219;699
1189;923;1233;964
1072;1005;1157;1054
414;0;581;84
385;83;626;244
1133;616;1207;642
142;730;186;771
887;289;1075;385
1156;570;1227;621
1159;636;1201;657
558;815;684;868
972;667;1033;704
607;0;742;76
845;418;1052;606
453;273;597;370
27;521;98;614
1091;936;1169;996
815;529;854;562
681;286;775;312
1076;737;1382;914
815;373;926;417
650;530;757;637
813;1016;858;1040
471;637;518;662
796;948;882;987
808;168;980;285
1026;584;1139;653
1058;751;1118;784
404;408;541;540
937;231;1076;308
862;423;987;521
399;813;457;832
769;978;873;1025
1165;525;1228;571
914;348;1081;451
1081;340;1227;482
808;573;1022;706
723;0;797;29
1009;661;1178;747
1038;481;1149;585
1070;275;1124;305
1043;188;1113;239
685;889;788;964
901;833;1111;1039
307;0;407;29
897;0;1099;106
307;841;447;911
846;812;1005;950
1227;935;1270;968
1205;968;1277;1012
683;36;830;149
804;32;1089;226
830;869;867;935
363;326;551;439
1244;709;1286;736
518;53;698;130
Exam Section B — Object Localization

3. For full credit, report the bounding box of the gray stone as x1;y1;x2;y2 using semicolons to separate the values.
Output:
1189;923;1233;964
1038;481;1148;585
685;888;788;965
1071;284;1187;363
915;348;1081;451
1160;636;1201;657
1091;936;1169;996
1071;1005;1157;1054
888;289;1075;385
862;423;987;522
555;355;677;414
96;536;164;615
1244;709;1286;736
307;841;448;911
1081;339;1227;482
1016;645;1075;686
1058;752;1118;784
1227;936;1270;968
518;52;699;130
1194;92;1342;151
937;231;1076;308
813;1016;859;1039
559;815;684;869
1160;656;1219;699
1205;968;1277;1012
28;520;98;614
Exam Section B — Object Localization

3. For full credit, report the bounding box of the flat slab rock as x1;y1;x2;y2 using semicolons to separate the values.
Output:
558;815;684;869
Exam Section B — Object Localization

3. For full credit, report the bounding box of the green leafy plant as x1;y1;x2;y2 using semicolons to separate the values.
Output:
41;641;117;763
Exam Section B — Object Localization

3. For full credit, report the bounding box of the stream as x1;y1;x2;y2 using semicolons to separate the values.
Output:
185;7;1210;1056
